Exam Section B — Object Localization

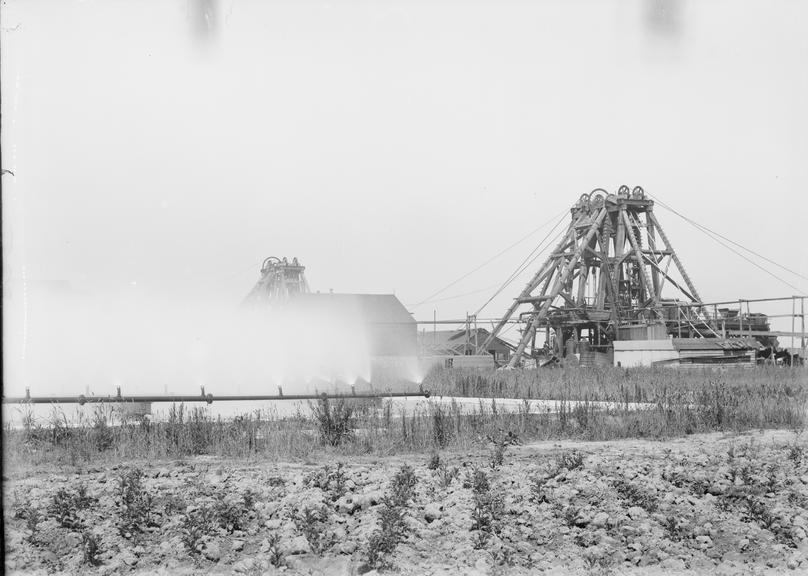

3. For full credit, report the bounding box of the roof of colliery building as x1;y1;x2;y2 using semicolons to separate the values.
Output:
420;328;514;353
293;292;415;326
672;337;762;350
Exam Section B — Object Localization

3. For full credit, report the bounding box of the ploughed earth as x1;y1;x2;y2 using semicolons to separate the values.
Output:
5;429;808;575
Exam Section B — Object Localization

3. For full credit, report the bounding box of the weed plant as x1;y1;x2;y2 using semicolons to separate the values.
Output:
115;467;153;538
469;468;503;549
364;464;418;570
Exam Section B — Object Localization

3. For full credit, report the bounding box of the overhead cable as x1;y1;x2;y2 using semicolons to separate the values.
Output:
410;206;568;308
650;194;806;295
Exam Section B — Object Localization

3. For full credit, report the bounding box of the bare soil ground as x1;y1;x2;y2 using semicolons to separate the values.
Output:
5;429;808;575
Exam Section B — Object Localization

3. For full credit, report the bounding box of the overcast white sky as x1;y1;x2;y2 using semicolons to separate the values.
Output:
2;0;807;394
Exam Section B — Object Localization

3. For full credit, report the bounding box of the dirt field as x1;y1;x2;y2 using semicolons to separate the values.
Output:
5;429;808;575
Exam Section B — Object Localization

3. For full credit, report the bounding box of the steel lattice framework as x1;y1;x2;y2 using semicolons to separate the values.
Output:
482;186;712;367
244;256;310;304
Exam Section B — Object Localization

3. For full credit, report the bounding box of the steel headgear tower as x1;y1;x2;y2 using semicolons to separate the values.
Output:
244;256;310;304
482;186;712;367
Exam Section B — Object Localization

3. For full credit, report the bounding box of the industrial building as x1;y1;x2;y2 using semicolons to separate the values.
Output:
244;256;418;383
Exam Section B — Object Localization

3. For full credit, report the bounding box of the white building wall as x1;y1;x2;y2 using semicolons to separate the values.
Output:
613;340;679;367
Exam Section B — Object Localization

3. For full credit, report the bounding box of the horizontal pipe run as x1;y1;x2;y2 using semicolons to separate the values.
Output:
2;391;431;405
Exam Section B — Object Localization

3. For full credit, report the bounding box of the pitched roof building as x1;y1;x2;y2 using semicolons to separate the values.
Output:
419;327;515;364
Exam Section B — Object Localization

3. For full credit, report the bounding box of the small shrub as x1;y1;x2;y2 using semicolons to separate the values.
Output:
311;398;355;446
745;497;776;530
583;550;612;571
663;515;686;541
788;444;804;466
49;484;95;529
490;442;506;469
115;468;153;538
487;430;519;469
469;468;503;549
306;463;349;502
157;493;187;517
15;500;41;543
267;533;284;567
427;452;441;470
430;403;451;448
82;531;102;566
574;530;598;547
390;464;417;506
763;464;780;492
242;488;258;510
92;408;114;452
296;505;330;553
556;450;584;472
613;478;658;513
494;545;516;567
435;462;460;489
530;474;550;504
214;492;248;533
366;503;406;569
330;462;348;500
363;464;419;570
562;505;581;527
181;506;215;555
788;491;808;508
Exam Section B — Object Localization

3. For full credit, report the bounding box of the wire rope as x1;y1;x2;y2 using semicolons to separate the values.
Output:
409;206;568;308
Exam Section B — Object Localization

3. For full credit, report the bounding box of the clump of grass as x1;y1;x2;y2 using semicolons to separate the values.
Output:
487;430;519;469
363;464;418;570
434;462;460;488
91;406;115;452
583;549;612;571
430;403;452;448
311;397;355;446
115;467;153;538
427;452;441;470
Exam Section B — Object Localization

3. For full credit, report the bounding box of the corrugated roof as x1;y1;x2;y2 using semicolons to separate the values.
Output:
419;328;513;354
672;338;761;351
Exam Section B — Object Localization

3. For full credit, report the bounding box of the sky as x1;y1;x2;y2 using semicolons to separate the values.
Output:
2;0;807;395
